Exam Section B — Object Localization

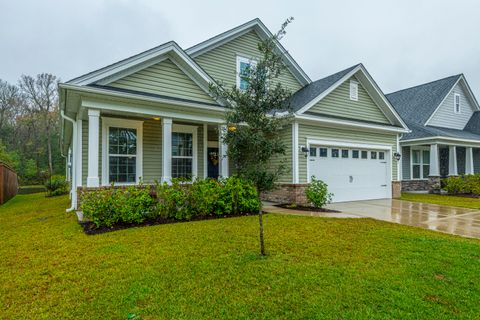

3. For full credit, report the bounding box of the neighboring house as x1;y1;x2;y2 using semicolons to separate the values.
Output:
60;18;409;210
387;75;480;192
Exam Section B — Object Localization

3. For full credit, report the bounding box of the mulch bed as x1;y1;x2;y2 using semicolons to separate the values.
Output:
80;212;263;235
274;204;340;213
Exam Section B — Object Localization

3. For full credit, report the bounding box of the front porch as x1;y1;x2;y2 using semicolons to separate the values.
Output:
401;142;480;192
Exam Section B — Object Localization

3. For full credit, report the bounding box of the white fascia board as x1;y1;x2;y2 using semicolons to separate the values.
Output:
401;136;480;147
81;99;225;124
186;18;311;86
60;83;225;114
306;138;392;151
294;114;410;134
67;42;216;90
460;75;480;111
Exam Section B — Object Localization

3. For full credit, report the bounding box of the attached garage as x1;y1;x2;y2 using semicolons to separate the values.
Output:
307;141;392;202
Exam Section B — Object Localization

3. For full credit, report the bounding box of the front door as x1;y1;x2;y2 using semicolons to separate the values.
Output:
207;147;219;179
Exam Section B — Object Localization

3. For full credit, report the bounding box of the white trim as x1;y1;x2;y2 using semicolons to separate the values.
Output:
410;146;430;180
76;118;82;188
236;55;257;89
185;18;311;86
448;145;458;176
306;138;392;151
400;136;480;146
101;117;144;186
295;114;409;134
454;92;461;114
218;124;229;178
396;134;401;181
292;122;299;183
172;123;198;180
203;123;208;178
349;80;358;101
87;109;100;187
81;98;225;124
66;42;216;89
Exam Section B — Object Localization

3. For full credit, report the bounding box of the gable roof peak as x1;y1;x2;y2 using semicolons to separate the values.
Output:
387;74;461;96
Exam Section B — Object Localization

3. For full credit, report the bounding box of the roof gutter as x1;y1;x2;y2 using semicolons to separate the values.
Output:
60;110;77;213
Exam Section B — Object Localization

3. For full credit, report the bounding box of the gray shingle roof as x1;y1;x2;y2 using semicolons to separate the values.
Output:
464;111;480;135
401;120;480;141
288;64;360;112
386;75;461;125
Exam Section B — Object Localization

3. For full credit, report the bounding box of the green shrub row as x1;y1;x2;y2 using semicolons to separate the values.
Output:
81;176;261;228
45;175;69;197
443;174;480;195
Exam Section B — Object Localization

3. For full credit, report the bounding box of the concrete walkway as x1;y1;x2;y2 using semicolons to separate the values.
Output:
264;199;480;239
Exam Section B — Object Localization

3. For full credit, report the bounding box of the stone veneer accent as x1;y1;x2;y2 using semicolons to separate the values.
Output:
261;184;309;205
401;177;442;193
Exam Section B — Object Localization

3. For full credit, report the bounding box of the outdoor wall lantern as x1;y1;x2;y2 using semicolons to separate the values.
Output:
393;152;402;161
301;146;309;158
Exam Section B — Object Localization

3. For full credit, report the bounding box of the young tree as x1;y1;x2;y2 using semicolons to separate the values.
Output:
0;79;20;135
210;18;295;255
19;73;59;176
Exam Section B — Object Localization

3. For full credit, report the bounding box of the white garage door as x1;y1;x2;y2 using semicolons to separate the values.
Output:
308;145;391;202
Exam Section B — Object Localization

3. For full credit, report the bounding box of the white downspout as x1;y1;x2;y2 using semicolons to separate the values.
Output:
61;110;77;212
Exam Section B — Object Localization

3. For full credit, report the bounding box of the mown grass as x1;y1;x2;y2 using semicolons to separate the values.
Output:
0;194;479;319
402;192;480;209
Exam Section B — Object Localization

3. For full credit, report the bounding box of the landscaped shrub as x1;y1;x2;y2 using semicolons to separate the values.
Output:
81;177;260;229
463;174;480;195
443;176;465;195
45;175;69;197
82;184;157;228
305;176;333;208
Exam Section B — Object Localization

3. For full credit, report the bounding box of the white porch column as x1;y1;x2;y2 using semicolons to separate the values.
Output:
448;145;458;176
218;124;229;178
466;147;474;175
87;109;100;187
162;118;172;183
429;144;440;177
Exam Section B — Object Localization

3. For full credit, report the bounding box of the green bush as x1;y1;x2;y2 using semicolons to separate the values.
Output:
459;174;480;195
443;176;465;195
305;176;333;208
45;175;69;197
82;184;156;228
81;177;260;228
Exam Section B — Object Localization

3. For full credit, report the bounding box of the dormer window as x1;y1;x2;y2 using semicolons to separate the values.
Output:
236;56;256;90
454;93;461;113
349;80;358;101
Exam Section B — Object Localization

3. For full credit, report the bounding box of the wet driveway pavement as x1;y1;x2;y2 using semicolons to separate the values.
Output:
326;199;480;239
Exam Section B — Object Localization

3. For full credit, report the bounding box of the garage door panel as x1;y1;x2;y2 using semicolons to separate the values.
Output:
308;146;391;203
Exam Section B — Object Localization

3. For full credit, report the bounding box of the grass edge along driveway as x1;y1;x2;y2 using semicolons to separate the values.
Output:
402;192;480;210
0;193;479;319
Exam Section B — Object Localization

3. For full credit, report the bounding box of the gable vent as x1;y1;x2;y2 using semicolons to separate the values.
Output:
350;80;358;101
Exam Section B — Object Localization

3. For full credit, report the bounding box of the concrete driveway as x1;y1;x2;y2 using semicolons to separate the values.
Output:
326;199;480;239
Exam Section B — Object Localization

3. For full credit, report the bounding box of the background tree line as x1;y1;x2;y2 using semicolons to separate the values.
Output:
0;73;64;185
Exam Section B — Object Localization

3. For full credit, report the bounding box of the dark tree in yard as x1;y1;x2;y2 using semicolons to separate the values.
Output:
210;18;295;255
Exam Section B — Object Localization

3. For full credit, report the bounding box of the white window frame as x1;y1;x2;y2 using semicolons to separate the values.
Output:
101;117;143;186
349;80;359;101
172;124;198;180
410;147;430;180
454;93;461;114
236;55;257;90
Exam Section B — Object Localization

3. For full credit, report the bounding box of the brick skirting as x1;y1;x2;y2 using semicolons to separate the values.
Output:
401;177;441;193
261;184;309;205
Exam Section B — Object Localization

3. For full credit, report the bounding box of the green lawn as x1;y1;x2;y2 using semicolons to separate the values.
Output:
402;192;480;209
1;194;479;319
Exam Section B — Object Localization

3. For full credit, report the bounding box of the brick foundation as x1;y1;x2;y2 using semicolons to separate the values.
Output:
261;184;309;205
392;181;401;198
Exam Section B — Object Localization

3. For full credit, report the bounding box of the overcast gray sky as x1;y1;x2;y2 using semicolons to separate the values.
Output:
1;0;479;96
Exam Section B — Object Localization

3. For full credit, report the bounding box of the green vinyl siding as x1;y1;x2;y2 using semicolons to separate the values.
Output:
194;31;302;92
109;58;216;104
269;124;293;183
309;76;391;124
298;123;398;183
142;120;162;183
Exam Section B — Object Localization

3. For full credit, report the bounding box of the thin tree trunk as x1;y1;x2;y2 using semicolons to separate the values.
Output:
258;197;265;256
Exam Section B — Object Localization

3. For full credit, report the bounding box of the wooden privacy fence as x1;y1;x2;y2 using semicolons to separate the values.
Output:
0;162;18;205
